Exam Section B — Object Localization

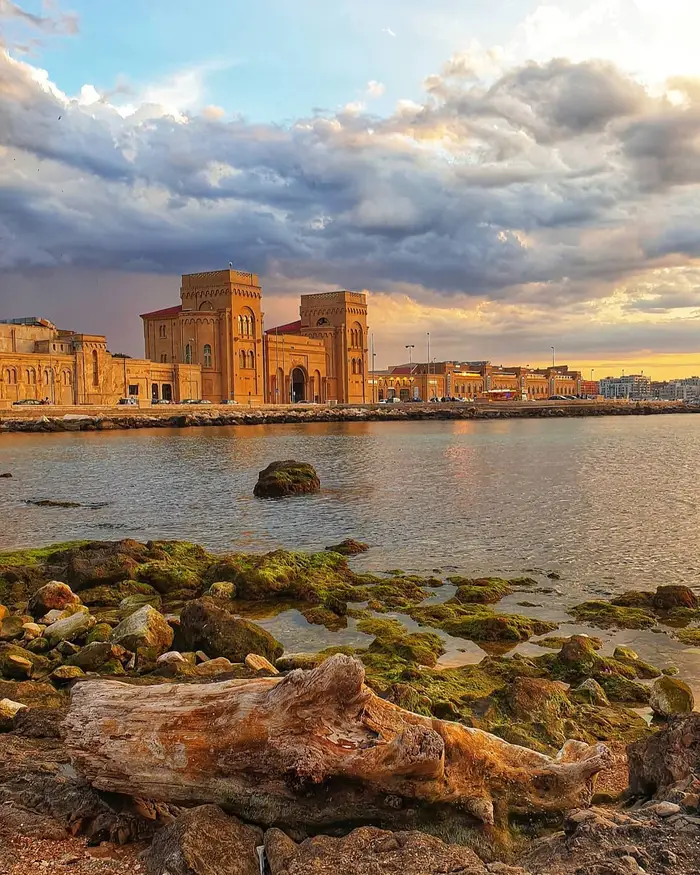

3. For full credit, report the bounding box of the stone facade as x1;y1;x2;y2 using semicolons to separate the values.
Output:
0;318;199;407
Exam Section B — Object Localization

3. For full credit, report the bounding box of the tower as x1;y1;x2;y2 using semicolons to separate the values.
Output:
300;291;368;404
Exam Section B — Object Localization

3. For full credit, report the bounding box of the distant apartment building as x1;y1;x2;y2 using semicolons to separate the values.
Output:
599;374;651;401
579;379;600;397
651;377;700;402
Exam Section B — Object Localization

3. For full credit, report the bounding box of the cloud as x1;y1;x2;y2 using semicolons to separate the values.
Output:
366;80;385;99
0;0;78;38
2;35;700;371
382;27;396;38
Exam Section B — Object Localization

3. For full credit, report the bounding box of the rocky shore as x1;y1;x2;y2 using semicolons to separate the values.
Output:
1;538;700;874
0;400;693;434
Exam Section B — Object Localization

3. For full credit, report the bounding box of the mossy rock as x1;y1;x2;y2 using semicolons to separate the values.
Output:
253;460;320;498
325;539;369;556
86;622;113;644
568;600;655;630
178;597;283;663
80;580;158;608
653;585;698;611
450;578;513;605
357;617;445;668
301;606;348;631
612;646;661;679
0;644;50;679
205;549;361;605
650;675;695;717
0;679;66;709
535;635;603;650
597;674;650;705
119;593;163;616
611;590;654;609
361;577;430;612
136;561;202;595
674;627;700;646
410;603;556;643
46;539;152;590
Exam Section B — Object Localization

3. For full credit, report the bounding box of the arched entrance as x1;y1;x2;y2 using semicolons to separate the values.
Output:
151;383;159;401
291;367;306;403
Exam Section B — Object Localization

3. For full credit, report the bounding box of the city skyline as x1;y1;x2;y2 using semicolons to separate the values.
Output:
2;1;700;379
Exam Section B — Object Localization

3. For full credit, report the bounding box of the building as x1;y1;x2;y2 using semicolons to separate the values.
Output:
599;374;651;401
373;361;582;402
141;272;369;405
0;268;369;407
579;380;600;397
651;377;700;401
264;291;369;404
0;317;199;407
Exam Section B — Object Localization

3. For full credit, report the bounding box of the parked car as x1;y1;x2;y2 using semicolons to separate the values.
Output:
180;399;211;405
220;399;238;405
118;397;138;406
548;395;569;400
12;399;43;406
152;399;171;405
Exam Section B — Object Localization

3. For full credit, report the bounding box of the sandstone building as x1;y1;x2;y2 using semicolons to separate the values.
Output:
141;270;369;405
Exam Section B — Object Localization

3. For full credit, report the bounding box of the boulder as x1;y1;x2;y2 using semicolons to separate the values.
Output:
253;460;320;498
0;644;49;679
28;581;81;618
573;678;610;707
144;804;263;875
178;598;283;663
67;641;124;672
46;539;151;590
110;605;174;655
325;538;370;556
264;826;486;875
43;608;95;647
0;615;26;641
628;713;700;797
653;585;698;611
21;622;43;641
157;650;187;665
50;664;86;684
650;676;695;718
0;697;27;730
206;582;236;599
119;593;163;615
13;707;64;738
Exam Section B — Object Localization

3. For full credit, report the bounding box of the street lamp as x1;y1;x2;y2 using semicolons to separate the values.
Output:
405;344;415;365
551;346;556;367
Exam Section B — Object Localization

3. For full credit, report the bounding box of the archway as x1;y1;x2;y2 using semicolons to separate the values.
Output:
313;369;322;403
152;383;159;401
291;367;306;403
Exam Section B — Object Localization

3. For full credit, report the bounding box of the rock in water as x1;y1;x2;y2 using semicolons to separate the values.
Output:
650;676;695;717
253;460;320;498
178;598;283;663
110;605;174;655
264;826;487;875
28;581;81;618
144;804;263;875
325;538;370;556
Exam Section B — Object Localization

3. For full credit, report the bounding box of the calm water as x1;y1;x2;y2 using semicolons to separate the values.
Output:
2;416;700;691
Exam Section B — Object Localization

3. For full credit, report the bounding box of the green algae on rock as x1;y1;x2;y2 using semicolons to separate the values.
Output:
357;617;445;668
325;539;369;556
674;627;700;645
568;600;656;629
178;597;283;663
450;577;513;605
650;675;695;717
253;460;320;498
409;602;557;643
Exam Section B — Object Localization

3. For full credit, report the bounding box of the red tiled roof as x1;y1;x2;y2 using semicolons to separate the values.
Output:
265;319;302;335
140;305;182;319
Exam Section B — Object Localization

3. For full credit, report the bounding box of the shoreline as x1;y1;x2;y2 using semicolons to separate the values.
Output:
0;399;694;433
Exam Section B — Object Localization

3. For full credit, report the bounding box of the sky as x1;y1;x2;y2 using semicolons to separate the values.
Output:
1;1;700;377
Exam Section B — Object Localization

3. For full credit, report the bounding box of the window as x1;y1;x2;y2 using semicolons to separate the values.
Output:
317;317;329;326
160;353;167;363
159;324;166;338
92;349;99;386
185;344;193;364
351;359;356;375
52;344;56;351
128;384;139;396
203;344;212;368
239;349;246;368
63;370;71;386
248;350;255;368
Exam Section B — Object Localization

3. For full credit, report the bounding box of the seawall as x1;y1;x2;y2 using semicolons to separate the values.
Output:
0;400;695;433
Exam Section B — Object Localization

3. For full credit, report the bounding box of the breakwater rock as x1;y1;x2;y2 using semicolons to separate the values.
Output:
0;401;694;434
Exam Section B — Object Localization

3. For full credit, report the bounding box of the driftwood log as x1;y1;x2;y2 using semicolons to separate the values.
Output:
64;654;610;833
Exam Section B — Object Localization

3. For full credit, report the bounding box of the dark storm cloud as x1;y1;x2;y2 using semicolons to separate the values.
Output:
1;44;700;323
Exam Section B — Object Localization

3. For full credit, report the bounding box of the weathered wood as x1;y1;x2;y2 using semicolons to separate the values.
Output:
64;654;610;831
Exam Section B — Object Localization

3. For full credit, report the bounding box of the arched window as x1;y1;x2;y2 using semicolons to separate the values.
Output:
317;317;329;326
92;350;99;386
351;359;356;375
203;344;212;368
160;353;167;363
184;344;193;365
63;370;71;386
248;350;255;368
239;349;246;368
44;368;53;387
237;315;243;336
358;358;363;374
159;324;166;338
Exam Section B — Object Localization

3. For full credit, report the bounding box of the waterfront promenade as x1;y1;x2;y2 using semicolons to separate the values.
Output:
0;399;692;433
